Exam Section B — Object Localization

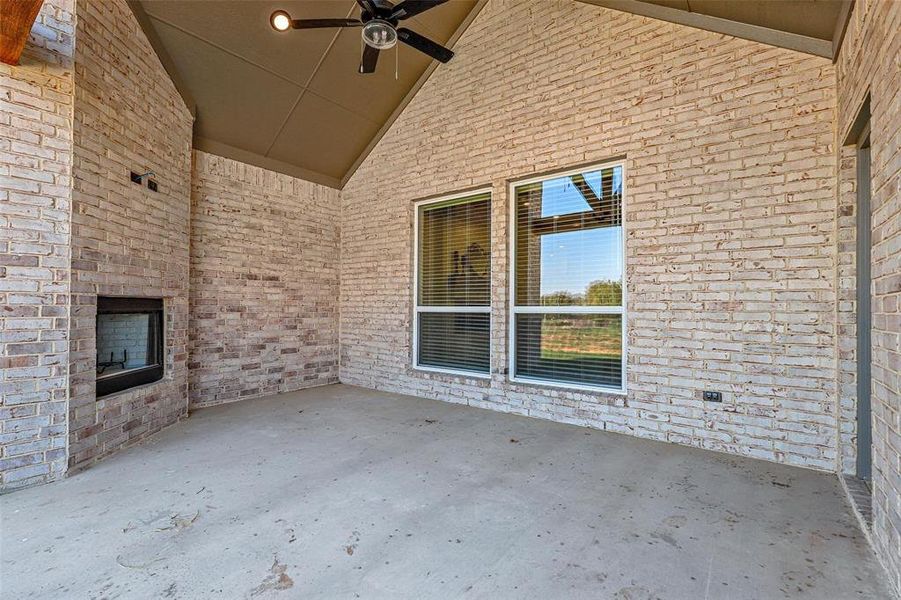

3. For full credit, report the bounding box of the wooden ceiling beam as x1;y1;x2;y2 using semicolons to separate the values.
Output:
0;0;44;65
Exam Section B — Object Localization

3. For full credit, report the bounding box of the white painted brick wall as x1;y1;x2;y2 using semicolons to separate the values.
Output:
0;0;74;489
341;0;839;471
835;0;901;592
189;151;340;407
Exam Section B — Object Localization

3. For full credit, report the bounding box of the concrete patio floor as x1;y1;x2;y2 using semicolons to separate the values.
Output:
1;384;893;599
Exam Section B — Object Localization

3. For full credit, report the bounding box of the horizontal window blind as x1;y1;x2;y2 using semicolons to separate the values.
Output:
418;313;490;373
515;314;622;388
415;192;491;375
511;164;625;391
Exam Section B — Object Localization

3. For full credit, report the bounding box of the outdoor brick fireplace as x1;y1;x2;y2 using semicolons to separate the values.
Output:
95;297;164;397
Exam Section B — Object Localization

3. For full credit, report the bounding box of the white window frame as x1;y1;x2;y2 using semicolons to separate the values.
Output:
507;160;627;395
412;189;492;379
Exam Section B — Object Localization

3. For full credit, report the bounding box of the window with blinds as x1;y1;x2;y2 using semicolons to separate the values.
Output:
510;163;625;392
414;191;491;375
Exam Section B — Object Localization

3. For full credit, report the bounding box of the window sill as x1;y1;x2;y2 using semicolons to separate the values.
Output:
412;365;492;381
509;375;626;396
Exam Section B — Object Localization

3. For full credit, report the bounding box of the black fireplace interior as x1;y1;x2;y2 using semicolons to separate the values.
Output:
96;297;164;396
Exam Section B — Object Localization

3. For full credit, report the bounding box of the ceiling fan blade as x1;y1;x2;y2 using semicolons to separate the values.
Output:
360;44;380;74
355;0;379;17
292;18;362;29
397;28;453;63
390;0;448;20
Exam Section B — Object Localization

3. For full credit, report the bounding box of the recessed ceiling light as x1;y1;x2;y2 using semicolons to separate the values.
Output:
270;10;292;32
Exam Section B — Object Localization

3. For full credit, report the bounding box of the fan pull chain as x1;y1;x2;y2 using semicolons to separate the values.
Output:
395;44;398;81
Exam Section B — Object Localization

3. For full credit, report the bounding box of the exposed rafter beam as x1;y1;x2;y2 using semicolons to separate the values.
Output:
569;174;602;213
576;0;835;59
529;209;620;236
569;170;617;214
0;0;44;65
522;191;621;235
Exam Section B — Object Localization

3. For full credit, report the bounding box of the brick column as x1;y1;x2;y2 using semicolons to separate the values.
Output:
0;0;75;489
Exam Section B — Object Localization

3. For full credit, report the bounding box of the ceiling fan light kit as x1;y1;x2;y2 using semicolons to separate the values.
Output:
269;0;453;74
362;20;398;50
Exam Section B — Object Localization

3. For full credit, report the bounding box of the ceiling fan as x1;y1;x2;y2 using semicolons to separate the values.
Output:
270;0;454;74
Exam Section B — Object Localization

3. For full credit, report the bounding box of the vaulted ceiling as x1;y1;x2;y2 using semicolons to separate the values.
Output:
131;0;482;188
130;0;851;189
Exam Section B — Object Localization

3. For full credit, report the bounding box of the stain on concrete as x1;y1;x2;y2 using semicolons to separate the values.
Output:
649;530;680;549
156;511;199;532
250;557;294;596
344;530;361;556
663;515;687;529
613;584;654;600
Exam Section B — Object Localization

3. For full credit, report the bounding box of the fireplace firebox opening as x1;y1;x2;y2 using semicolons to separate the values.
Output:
96;297;164;397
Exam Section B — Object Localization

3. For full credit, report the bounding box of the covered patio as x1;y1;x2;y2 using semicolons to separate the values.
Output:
1;0;899;597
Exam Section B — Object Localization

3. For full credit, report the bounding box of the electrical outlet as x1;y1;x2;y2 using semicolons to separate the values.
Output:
703;390;722;403
130;171;142;184
147;179;158;192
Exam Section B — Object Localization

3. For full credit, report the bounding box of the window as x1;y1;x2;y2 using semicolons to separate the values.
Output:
509;163;625;392
96;297;165;396
414;191;491;376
